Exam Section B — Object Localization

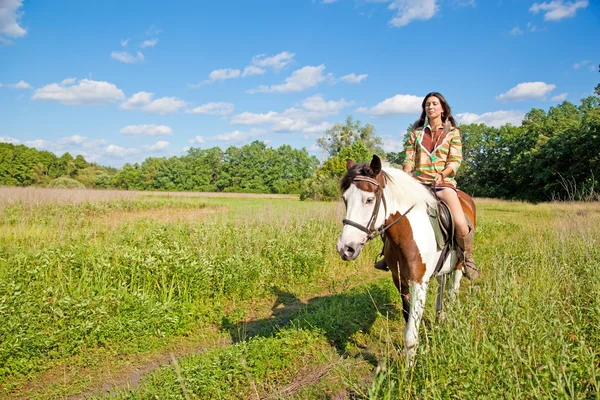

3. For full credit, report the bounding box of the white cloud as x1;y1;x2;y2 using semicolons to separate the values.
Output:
189;136;206;144
120;91;154;110
381;135;406;152
120;124;173;136
186;102;235;116
140;38;158;48
111;51;144;63
0;136;20;144
190;51;294;87
231;95;350;134
251;51;295;72
551;92;568;102
57;135;87;145
146;25;162;37
456;110;525;127
0;0;27;43
60;77;76;85
142;97;186;114
530;0;588;21
356;94;422;116
388;0;439;27
248;65;326;93
339;73;368;83
213;129;266;142
106;144;140;157
4;80;31;88
573;60;596;71
32;78;125;106
241;65;266;77
142;140;169;151
496;81;556;102
301;95;353;114
121;38;129;47
510;25;524;35
25;139;51;149
120;92;186;114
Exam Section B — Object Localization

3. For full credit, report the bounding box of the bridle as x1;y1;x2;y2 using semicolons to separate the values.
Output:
342;175;415;242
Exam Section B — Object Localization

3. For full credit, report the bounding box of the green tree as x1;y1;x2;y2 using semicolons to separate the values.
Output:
316;115;383;157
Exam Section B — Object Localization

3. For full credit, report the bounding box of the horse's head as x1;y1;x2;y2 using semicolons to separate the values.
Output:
336;154;386;261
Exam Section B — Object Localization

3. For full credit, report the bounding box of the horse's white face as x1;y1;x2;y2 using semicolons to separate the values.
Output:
336;184;385;261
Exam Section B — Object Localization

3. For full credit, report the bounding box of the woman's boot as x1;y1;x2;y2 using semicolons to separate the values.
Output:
455;229;479;280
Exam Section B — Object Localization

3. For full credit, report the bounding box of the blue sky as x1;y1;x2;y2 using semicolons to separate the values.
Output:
1;0;598;167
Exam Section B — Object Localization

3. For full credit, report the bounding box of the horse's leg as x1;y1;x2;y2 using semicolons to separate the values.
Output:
435;274;447;323
404;281;428;367
448;268;463;301
391;269;410;323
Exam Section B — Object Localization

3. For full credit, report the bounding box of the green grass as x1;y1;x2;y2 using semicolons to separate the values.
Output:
1;191;599;399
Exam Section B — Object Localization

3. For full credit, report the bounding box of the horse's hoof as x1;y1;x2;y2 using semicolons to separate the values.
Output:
402;345;418;367
436;310;446;323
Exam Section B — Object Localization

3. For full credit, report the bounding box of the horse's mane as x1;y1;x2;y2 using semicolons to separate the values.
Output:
340;161;437;212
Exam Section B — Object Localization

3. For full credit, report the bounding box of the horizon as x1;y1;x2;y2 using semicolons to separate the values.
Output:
1;0;598;167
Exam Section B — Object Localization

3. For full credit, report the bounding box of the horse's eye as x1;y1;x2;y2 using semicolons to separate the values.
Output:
366;197;375;205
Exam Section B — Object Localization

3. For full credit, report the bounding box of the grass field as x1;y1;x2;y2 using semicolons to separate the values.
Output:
0;187;598;399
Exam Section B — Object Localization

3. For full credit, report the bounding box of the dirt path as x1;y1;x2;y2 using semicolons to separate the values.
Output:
7;272;385;399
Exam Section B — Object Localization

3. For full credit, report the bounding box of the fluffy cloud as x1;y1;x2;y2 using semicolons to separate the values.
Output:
120;124;173;136
0;136;20;144
388;0;439;27
120;91;186;114
0;0;27;43
510;25;524;35
248;65;326;93
142;97;186;114
231;95;349;134
551;92;568;102
111;51;144;63
32;78;125;106
530;0;588;21
140;38;158;48
251;51;295;72
188;136;205;144
2;80;31;88
185;102;235;116
192;51;294;86
338;73;368;83
455;110;525;127
143;140;169;151
356;94;422;116
496;82;556;102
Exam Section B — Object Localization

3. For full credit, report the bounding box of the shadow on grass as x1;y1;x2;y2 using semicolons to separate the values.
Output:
221;284;402;363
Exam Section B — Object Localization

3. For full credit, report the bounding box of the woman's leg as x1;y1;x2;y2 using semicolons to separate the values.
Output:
435;188;469;236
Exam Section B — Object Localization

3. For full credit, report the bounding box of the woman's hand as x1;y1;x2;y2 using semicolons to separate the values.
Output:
434;172;444;184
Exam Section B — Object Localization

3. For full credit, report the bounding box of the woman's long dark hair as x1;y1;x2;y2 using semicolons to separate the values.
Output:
413;92;457;130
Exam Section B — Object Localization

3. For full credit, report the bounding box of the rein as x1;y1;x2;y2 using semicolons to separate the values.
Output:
342;175;415;242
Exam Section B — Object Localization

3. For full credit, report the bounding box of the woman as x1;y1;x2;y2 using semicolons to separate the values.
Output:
375;92;479;280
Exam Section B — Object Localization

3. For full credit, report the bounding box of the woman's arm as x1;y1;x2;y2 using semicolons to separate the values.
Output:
402;130;417;174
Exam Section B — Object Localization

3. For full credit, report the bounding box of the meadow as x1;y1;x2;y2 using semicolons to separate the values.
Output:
0;187;598;399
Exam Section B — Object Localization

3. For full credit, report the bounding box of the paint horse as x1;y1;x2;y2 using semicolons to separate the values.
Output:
336;155;476;365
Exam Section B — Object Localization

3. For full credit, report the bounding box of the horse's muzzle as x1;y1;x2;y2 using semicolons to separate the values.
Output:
336;240;363;261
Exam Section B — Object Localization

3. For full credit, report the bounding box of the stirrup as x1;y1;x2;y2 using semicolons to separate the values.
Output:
374;259;389;271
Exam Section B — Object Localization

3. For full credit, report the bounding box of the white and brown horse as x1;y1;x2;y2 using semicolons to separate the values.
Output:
336;155;476;365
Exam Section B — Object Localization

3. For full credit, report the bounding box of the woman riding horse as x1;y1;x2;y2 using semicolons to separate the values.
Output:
374;92;479;280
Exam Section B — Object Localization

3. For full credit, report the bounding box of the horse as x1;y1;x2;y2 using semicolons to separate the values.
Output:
336;154;476;365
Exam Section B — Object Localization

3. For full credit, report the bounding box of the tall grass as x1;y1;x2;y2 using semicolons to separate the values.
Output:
1;188;599;399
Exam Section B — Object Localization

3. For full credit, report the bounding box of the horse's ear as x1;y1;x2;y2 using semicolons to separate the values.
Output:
370;155;381;175
346;159;356;170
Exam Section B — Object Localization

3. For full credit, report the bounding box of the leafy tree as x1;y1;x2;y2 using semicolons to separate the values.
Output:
316;115;383;157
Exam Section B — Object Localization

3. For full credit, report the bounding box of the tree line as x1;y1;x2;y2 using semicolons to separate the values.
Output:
1;84;598;201
0;141;318;194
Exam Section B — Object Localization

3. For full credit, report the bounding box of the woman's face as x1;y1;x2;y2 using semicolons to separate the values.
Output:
425;96;443;121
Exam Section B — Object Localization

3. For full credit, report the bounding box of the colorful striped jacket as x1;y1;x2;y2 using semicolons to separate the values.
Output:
402;124;463;188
